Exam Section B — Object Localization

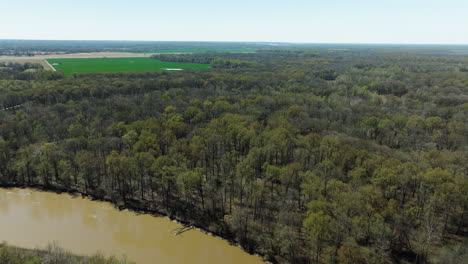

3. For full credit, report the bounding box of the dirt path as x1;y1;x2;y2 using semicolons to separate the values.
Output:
43;59;56;71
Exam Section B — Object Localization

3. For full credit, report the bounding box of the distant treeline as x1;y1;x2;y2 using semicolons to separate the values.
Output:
0;62;62;81
151;53;258;68
0;40;267;55
2;40;467;56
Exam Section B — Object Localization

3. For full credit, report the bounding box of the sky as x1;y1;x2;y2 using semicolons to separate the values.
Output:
1;0;467;44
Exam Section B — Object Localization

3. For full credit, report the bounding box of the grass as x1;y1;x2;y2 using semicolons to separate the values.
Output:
0;242;134;264
131;49;256;53
46;57;211;76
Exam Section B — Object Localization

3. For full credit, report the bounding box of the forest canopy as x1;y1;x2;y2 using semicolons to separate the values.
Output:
0;46;467;264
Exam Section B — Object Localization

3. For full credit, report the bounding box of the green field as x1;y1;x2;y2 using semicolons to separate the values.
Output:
131;49;256;53
46;57;211;76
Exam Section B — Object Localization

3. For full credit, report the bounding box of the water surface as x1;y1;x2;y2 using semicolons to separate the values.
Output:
0;188;264;264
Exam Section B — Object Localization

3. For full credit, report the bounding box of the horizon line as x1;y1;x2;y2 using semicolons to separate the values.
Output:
1;38;468;46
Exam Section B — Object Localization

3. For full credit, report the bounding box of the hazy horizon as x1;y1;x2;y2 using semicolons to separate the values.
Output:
1;0;468;44
2;39;468;46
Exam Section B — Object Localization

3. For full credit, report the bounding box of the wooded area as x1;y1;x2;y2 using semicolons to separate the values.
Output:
0;47;467;263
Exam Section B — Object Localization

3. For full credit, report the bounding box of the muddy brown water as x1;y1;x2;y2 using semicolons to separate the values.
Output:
0;188;264;264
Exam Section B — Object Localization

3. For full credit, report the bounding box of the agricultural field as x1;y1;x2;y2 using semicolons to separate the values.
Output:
131;48;256;53
46;57;211;76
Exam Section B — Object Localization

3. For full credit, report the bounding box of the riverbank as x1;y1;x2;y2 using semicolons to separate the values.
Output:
0;242;133;264
0;184;270;263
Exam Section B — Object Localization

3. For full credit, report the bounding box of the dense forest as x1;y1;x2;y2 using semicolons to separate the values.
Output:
0;47;467;264
151;53;258;68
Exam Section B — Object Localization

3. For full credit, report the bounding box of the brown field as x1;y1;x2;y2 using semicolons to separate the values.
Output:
0;57;52;70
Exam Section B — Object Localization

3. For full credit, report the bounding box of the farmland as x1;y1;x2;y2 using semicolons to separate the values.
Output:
131;48;256;53
46;57;211;76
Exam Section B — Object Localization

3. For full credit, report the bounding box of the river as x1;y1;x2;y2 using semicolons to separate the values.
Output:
0;188;264;264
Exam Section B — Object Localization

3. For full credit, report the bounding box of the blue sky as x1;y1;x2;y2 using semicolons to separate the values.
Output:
1;0;467;44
